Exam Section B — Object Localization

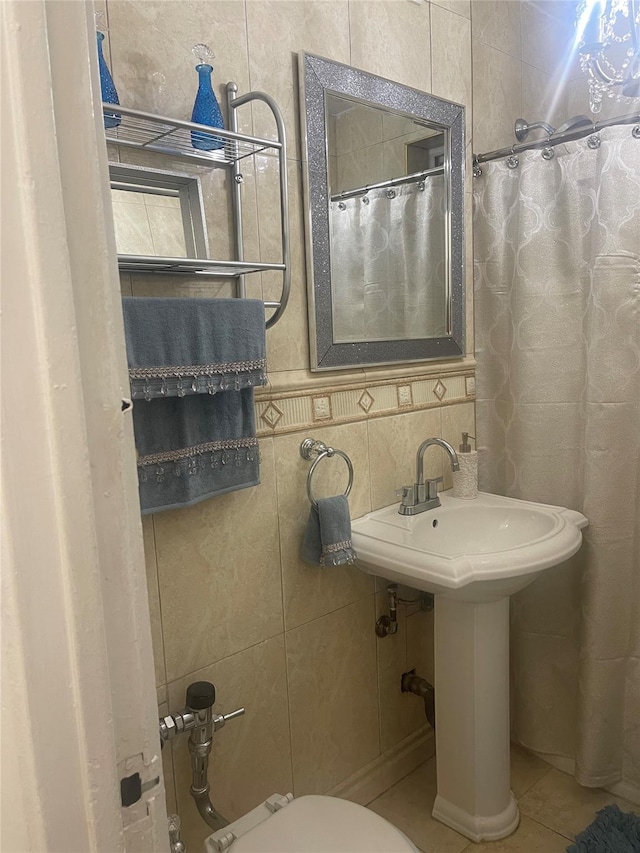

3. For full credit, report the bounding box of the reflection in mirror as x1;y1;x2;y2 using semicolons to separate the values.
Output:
327;94;447;343
299;53;465;371
109;163;209;261
111;188;187;257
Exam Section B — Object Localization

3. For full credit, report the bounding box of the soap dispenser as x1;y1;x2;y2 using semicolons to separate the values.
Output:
452;432;478;499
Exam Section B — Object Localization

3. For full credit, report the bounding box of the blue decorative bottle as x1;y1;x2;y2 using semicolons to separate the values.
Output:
190;44;225;151
95;14;120;128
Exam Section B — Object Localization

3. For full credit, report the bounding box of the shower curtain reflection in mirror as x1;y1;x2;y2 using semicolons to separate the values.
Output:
330;177;447;343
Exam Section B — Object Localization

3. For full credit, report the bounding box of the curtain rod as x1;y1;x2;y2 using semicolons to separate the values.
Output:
330;165;444;202
474;112;640;165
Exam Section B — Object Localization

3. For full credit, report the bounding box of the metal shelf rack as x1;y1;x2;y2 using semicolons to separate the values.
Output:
104;82;290;329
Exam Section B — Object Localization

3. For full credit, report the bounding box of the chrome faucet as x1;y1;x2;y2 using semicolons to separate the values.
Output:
397;437;460;515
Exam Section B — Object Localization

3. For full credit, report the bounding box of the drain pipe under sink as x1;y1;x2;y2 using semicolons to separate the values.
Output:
401;669;436;730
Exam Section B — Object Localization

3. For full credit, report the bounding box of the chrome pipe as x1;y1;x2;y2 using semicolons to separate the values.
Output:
230;90;291;330
330;166;444;202
226;82;246;300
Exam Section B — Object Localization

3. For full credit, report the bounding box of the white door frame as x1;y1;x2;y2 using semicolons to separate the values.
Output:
1;2;167;849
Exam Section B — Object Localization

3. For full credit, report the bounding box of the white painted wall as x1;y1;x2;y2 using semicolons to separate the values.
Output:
0;2;167;849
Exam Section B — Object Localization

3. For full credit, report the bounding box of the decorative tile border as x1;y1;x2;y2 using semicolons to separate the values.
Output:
312;394;333;422
255;369;475;437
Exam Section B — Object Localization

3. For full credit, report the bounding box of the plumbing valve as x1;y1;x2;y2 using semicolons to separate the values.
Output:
376;584;399;637
159;681;245;743
159;681;245;834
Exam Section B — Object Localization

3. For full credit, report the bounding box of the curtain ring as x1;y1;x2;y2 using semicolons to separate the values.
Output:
473;156;483;178
542;132;554;160
587;120;600;149
507;145;519;169
632;125;640;139
386;188;396;199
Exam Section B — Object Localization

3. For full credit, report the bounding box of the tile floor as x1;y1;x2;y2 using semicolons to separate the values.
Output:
365;744;638;852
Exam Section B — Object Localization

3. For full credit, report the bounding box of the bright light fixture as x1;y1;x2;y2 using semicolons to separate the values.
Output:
576;0;640;112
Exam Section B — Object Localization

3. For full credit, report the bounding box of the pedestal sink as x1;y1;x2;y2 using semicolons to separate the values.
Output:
351;490;588;842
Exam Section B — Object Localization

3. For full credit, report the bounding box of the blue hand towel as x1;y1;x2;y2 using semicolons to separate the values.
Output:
122;297;266;514
301;495;357;567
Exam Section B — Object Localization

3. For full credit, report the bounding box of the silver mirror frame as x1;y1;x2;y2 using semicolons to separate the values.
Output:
299;52;465;371
109;162;209;259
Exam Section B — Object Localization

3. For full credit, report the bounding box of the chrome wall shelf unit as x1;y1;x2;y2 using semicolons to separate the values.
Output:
104;82;290;329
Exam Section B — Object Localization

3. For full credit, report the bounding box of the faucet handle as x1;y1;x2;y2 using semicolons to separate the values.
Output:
425;476;443;500
395;485;415;506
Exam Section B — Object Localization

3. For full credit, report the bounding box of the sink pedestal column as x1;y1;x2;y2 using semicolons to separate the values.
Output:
432;595;519;842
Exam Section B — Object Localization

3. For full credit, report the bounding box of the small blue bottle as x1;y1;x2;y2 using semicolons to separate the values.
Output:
95;17;120;129
190;44;225;151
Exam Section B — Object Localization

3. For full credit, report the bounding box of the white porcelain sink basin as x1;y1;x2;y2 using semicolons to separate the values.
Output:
352;490;588;602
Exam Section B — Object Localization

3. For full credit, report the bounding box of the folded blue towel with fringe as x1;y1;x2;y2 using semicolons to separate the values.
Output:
301;495;357;567
122;297;266;514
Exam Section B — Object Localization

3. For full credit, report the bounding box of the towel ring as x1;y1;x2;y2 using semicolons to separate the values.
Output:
300;437;354;508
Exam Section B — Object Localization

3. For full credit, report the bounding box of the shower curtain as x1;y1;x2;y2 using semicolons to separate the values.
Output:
330;178;446;342
474;125;640;799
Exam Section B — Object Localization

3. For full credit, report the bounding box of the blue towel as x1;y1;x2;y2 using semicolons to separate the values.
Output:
122;297;266;514
301;495;357;567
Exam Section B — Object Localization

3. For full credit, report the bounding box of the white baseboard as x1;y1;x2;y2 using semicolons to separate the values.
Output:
328;726;435;806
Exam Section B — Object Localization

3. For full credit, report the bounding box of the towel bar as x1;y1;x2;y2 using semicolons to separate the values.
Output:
300;437;354;507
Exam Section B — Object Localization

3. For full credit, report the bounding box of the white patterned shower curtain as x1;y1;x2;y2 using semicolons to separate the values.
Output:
330;178;446;342
474;126;640;799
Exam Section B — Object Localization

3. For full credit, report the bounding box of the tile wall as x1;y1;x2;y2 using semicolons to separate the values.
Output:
102;1;584;848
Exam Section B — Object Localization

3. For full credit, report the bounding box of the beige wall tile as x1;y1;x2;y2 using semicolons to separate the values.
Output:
376;589;407;752
376;589;429;752
350;1;432;93
406;606;435;732
112;200;154;255
520;0;576;77
246;0;351;157
275;422;374;630
431;4;472;135
367;408;443;511
432;0;470;19
286;597;379;793
107;0;251;133
471;0;522;61
521;63;567;131
261;159;310;373
169;636;292;852
142;515;166;687
472;41;522;153
146;202;188;257
155;438;283;681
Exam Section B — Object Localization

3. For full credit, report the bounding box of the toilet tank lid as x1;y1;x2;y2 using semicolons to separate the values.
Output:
205;793;418;853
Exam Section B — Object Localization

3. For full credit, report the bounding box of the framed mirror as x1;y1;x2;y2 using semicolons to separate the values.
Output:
109;163;209;261
299;53;465;371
